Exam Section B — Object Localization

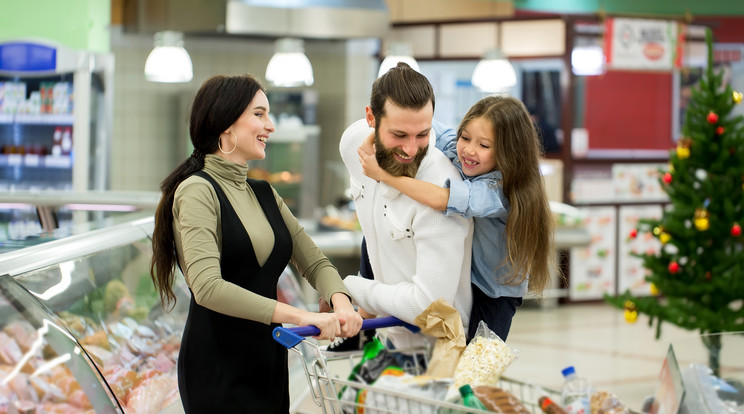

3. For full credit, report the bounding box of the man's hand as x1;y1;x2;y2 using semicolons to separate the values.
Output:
330;293;363;337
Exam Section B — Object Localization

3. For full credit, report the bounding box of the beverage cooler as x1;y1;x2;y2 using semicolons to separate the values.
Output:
0;39;114;192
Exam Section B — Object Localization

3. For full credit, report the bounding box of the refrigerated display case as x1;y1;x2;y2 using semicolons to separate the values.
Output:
247;124;320;219
0;39;114;192
0;190;160;254
0;212;338;413
0;216;188;413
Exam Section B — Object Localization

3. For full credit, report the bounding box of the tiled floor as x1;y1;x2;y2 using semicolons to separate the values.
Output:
290;301;744;413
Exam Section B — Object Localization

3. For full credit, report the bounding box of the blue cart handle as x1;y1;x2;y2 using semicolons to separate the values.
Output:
272;316;420;349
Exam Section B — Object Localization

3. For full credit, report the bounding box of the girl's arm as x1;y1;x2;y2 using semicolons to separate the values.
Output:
357;145;449;211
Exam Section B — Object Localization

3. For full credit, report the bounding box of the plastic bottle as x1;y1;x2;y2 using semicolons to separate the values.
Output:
51;127;62;156
439;384;487;413
560;366;592;414
539;395;569;414
459;384;487;410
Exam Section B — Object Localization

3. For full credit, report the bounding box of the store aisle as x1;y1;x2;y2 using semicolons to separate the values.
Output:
291;302;744;413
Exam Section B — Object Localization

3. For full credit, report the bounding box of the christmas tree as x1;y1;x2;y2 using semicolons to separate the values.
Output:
605;28;744;377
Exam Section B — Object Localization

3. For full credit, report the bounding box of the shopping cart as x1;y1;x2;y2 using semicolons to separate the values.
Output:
273;316;561;414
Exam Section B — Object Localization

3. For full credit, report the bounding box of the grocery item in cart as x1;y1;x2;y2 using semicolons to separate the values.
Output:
452;321;516;390
560;366;593;414
351;369;451;414
414;298;467;378
476;385;531;413
589;390;630;414
538;395;568;413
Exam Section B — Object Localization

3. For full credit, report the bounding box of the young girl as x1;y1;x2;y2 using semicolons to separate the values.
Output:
358;95;555;342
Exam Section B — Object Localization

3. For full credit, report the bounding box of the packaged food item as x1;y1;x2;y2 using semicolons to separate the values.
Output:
346;370;450;414
538;396;568;414
452;321;516;389
590;390;629;414
473;386;530;414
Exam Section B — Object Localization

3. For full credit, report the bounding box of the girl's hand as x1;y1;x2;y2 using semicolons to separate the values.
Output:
299;311;341;341
331;293;363;337
357;146;389;182
358;131;375;156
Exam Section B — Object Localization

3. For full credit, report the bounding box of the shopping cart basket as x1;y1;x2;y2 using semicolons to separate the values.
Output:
273;316;561;414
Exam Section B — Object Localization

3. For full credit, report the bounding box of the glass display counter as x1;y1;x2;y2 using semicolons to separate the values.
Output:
0;216;189;413
0;213;323;413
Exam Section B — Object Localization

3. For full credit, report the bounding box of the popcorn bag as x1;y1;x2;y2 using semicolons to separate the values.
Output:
452;321;517;390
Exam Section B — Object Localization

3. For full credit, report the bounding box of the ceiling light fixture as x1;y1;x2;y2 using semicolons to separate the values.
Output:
377;41;420;78
471;48;517;93
571;45;605;76
265;38;314;88
144;31;193;83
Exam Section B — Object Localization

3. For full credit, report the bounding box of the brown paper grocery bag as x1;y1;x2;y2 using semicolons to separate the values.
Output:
413;298;467;378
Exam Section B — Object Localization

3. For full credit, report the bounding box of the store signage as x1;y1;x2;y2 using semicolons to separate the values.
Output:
604;17;684;71
0;42;57;72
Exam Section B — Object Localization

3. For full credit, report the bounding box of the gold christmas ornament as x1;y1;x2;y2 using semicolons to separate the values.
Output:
624;309;638;323
734;90;743;104
659;232;671;244
653;226;662;236
676;138;691;159
694;208;710;231
624;300;638;323
650;283;659;296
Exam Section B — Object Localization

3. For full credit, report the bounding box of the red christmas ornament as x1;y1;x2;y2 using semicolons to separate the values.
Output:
668;261;680;274
629;228;638;238
707;111;719;124
732;223;742;237
663;172;672;184
716;126;725;135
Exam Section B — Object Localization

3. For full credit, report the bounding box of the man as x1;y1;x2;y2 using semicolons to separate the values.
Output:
337;62;473;350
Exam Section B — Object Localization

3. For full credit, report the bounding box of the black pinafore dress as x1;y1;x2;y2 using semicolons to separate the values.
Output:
178;171;292;413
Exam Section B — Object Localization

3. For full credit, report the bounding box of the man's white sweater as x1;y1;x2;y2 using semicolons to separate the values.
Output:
340;119;473;349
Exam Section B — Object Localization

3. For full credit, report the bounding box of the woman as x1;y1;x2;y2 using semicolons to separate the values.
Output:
150;74;362;413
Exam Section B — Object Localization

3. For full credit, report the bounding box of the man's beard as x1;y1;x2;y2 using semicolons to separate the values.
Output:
374;131;428;178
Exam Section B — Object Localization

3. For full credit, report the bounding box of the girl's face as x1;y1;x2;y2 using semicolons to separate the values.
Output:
456;116;497;177
223;90;275;163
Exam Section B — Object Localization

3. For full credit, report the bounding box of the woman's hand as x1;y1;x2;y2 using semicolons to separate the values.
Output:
331;293;363;338
299;311;341;341
357;145;389;182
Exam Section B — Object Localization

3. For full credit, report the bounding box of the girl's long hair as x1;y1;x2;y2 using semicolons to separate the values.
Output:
457;95;556;295
150;74;263;308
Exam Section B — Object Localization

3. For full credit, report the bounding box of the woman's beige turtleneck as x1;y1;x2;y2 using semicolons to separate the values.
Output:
172;154;349;323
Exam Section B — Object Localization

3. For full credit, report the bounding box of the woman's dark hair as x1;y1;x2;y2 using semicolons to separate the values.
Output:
370;62;435;127
150;74;264;307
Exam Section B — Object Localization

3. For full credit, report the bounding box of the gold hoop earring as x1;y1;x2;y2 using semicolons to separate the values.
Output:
219;130;237;154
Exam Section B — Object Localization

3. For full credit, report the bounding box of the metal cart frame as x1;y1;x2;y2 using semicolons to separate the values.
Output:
274;317;560;414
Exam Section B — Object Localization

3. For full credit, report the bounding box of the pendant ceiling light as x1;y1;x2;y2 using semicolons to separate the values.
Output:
377;41;420;78
571;44;605;76
471;48;517;93
265;38;314;88
144;31;193;83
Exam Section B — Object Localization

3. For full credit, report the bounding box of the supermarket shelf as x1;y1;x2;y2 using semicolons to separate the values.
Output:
0;112;74;125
